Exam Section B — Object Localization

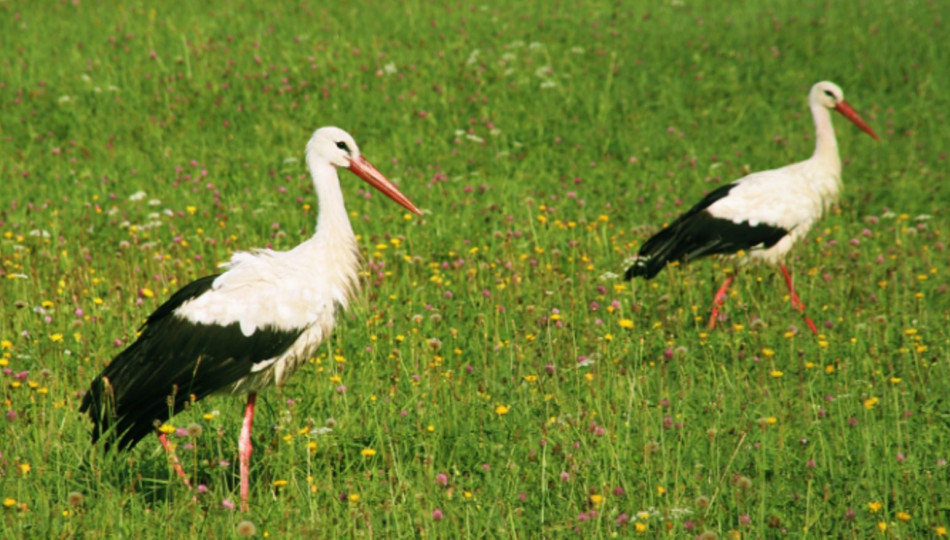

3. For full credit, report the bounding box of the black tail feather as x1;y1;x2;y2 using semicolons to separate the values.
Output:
79;341;181;451
624;210;788;280
624;223;687;280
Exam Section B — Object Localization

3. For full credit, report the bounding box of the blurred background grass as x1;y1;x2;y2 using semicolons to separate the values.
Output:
1;0;947;537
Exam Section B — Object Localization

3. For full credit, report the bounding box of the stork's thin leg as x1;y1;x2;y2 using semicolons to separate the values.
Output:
158;432;193;489
707;275;735;330
779;264;818;335
239;392;257;512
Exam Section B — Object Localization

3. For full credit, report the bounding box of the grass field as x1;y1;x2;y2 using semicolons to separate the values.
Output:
2;0;948;537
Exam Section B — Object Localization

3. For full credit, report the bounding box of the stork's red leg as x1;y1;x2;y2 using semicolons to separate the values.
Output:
707;275;735;330
158;432;193;489
239;392;257;512
779;264;818;335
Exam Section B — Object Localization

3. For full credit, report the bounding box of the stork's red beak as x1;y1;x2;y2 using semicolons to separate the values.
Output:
834;100;880;141
347;156;422;215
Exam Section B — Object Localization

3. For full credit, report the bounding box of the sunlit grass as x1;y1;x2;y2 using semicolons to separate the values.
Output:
2;0;948;537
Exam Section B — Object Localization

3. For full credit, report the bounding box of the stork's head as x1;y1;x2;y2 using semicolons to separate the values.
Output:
305;126;421;215
809;81;879;140
306;126;362;168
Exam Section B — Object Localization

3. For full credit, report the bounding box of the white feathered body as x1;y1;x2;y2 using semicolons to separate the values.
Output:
707;149;842;266
176;230;360;394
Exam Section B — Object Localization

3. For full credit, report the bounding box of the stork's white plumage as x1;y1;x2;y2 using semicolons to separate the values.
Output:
80;126;420;510
624;81;879;333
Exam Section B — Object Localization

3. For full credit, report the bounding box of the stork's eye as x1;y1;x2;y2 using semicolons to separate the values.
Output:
336;141;351;153
823;90;836;100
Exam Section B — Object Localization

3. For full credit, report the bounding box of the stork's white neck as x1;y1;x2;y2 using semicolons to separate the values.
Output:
289;158;360;306
810;104;842;175
309;160;356;243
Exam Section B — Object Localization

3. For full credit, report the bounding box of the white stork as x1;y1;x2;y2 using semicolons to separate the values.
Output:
624;81;879;333
80;126;421;509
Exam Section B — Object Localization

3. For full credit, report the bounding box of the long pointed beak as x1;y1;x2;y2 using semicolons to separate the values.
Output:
834;100;880;141
347;155;422;215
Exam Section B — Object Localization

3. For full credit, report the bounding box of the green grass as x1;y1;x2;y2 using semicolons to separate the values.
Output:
2;0;948;537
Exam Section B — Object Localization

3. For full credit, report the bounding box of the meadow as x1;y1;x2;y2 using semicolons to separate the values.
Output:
1;0;948;537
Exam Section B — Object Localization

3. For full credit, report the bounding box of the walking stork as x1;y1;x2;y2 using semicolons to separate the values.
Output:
624;81;879;333
80;126;421;509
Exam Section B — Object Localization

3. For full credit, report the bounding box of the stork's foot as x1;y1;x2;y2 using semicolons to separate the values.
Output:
707;275;735;330
239;392;258;512
158;432;193;490
802;315;818;335
778;264;818;335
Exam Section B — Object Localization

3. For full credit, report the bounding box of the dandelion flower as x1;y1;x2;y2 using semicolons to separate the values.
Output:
495;405;510;416
67;491;84;507
360;448;377;457
236;520;256;537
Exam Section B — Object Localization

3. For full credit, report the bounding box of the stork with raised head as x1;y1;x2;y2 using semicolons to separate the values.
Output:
80;126;421;510
624;81;879;333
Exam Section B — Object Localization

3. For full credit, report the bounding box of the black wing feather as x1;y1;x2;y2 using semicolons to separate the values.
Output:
625;183;788;279
80;274;304;450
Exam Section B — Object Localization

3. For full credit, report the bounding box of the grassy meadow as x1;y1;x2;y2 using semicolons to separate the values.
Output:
2;0;949;537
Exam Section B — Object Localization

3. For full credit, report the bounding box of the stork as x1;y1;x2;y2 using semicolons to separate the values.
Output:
80;126;421;510
624;81;879;333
